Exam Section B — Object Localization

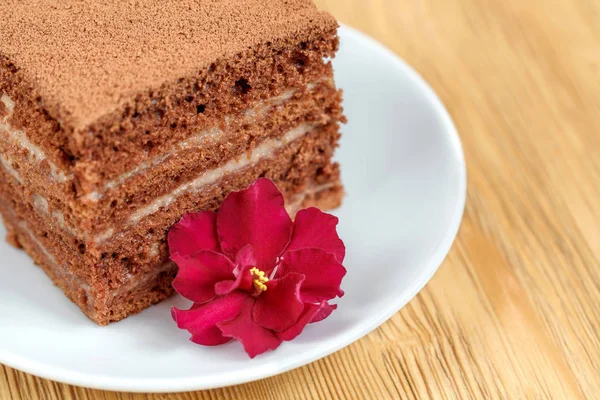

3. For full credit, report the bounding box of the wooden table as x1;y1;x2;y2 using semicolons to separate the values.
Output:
3;0;600;398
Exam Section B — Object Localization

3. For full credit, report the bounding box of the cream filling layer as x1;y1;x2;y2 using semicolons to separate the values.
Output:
1;80;327;199
1;121;321;244
19;220;58;266
0;154;23;183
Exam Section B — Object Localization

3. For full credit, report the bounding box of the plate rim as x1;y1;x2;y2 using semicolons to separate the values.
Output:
0;24;467;392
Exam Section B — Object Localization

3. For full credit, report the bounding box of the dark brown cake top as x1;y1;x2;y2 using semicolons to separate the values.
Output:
0;0;335;130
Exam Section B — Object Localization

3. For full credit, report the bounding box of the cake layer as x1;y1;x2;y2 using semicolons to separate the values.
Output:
0;81;343;236
0;18;338;194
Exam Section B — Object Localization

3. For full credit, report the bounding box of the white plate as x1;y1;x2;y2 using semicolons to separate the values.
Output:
0;25;466;392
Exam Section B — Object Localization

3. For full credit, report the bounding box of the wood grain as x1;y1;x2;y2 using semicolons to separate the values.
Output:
2;0;600;398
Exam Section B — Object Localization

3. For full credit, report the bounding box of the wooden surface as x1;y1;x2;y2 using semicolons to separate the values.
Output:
3;0;600;398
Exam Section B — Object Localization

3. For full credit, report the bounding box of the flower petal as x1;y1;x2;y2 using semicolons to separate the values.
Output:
310;302;337;323
171;291;247;346
277;301;335;341
217;297;282;358
172;250;236;303
287;207;345;262
253;272;305;332
214;264;253;295
235;244;257;267
279;249;346;303
168;212;220;257
214;245;257;295
217;178;292;272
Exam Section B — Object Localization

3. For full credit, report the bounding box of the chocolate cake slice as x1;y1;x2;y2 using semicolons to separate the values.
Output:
0;0;344;325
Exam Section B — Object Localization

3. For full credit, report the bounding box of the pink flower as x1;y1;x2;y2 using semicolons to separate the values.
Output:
169;178;346;358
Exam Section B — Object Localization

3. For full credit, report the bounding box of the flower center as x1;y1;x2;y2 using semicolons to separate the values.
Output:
249;267;269;293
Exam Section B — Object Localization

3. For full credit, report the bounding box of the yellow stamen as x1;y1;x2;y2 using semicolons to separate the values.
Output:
249;267;269;293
